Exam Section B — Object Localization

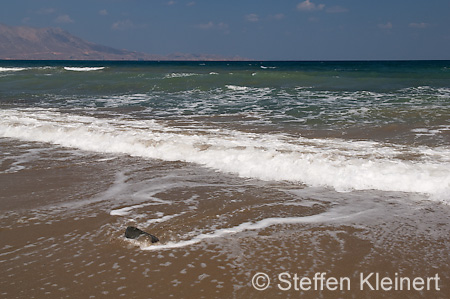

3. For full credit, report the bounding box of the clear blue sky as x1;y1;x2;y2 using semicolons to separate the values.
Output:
2;0;450;60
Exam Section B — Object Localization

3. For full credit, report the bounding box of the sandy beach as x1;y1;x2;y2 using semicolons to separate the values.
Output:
1;138;449;298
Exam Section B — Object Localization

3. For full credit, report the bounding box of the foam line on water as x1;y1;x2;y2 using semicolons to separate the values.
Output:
141;208;369;251
110;204;151;216
146;213;186;224
63;67;105;72
0;67;26;72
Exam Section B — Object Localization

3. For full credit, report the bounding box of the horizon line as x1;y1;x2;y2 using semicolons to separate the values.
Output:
1;59;450;62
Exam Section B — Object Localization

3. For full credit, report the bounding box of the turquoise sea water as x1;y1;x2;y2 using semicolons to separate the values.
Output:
1;60;449;201
1;60;449;143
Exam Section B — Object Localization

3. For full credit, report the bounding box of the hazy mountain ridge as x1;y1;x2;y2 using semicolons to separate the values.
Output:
0;24;244;61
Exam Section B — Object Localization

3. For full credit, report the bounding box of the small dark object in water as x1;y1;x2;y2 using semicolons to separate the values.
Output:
125;226;159;243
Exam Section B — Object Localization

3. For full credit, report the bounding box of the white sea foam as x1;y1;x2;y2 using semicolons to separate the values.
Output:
63;67;105;72
0;148;46;174
1;109;449;201
226;85;249;91
164;73;199;79
141;206;369;251
411;126;450;137
110;202;174;216
0;66;60;72
0;67;26;72
79;94;151;108
146;213;185;224
110;204;148;216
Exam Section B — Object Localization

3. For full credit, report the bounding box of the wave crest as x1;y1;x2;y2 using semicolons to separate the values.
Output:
1;109;449;200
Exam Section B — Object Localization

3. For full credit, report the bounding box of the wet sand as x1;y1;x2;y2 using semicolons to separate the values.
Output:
1;139;449;298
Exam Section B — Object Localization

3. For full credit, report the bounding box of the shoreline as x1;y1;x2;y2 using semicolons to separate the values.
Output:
1;138;449;298
1;60;449;298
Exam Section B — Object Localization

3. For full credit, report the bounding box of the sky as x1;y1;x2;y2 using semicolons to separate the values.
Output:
1;0;450;60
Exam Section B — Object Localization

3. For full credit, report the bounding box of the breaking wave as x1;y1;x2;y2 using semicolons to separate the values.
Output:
1;109;449;200
63;67;105;72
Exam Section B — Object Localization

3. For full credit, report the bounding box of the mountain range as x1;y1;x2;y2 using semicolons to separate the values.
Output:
0;23;244;61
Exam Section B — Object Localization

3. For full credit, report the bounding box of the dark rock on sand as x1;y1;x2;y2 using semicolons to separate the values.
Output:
125;226;159;243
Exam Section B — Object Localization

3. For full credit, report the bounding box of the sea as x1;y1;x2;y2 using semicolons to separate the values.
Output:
1;60;449;298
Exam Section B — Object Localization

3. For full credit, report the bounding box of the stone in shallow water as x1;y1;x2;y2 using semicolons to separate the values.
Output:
125;226;159;243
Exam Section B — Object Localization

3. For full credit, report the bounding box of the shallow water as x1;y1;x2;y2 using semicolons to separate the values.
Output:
1;60;449;298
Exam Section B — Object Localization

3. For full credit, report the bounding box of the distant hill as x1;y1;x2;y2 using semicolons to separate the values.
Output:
0;23;245;61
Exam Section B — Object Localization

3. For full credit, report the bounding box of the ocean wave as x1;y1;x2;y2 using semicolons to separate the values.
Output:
0;67;26;72
164;73;199;79
1;109;449;200
411;126;450;137
226;85;249;91
63;67;105;72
